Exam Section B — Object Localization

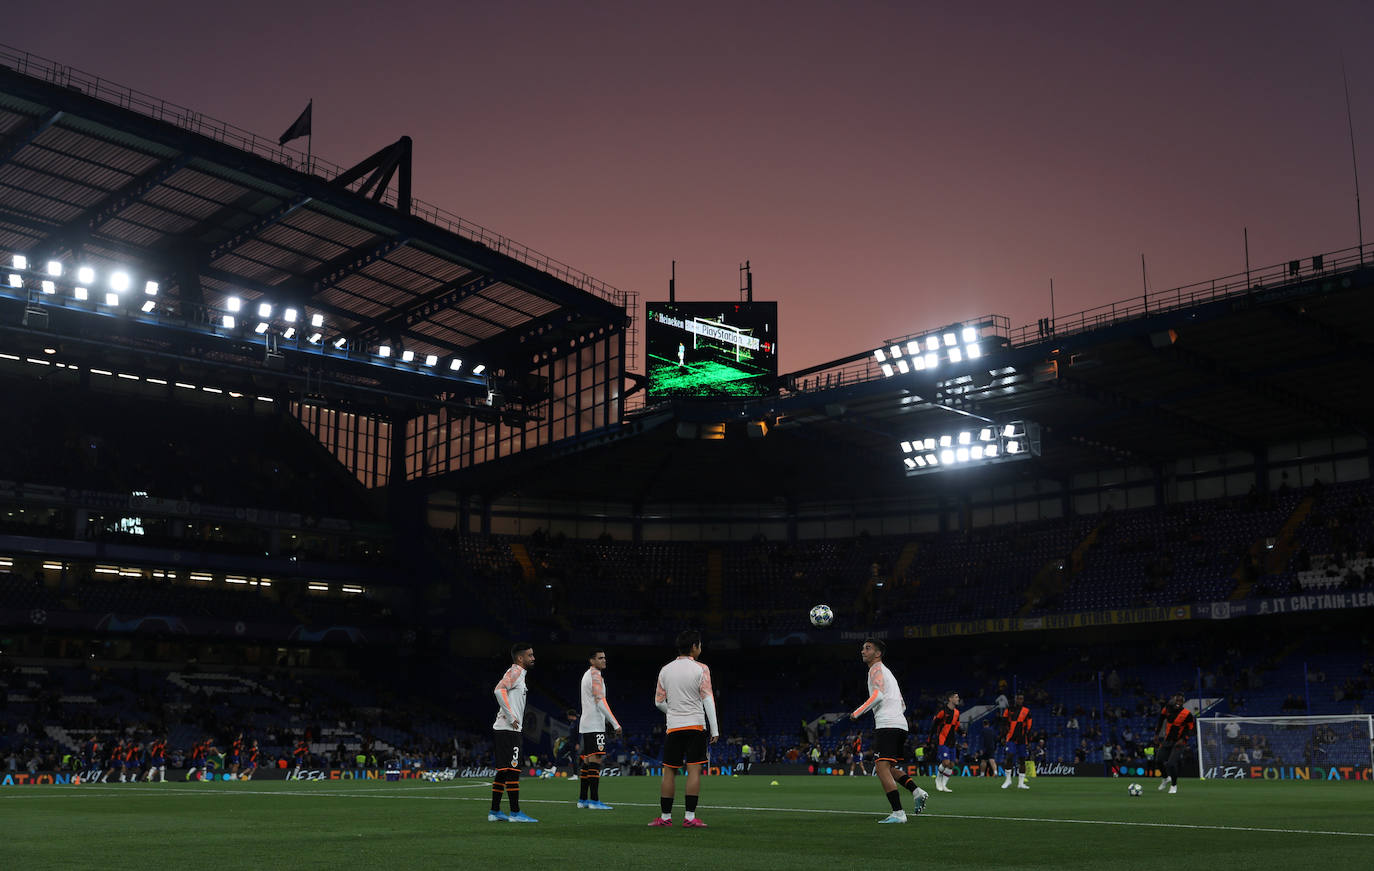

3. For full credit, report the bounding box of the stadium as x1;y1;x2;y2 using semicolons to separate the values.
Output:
1;40;1372;871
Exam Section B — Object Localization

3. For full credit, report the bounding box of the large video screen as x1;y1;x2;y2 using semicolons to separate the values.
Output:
646;301;778;399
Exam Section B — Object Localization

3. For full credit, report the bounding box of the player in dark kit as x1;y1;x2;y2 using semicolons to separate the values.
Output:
1155;693;1196;794
229;733;244;780
292;738;311;778
145;737;167;782
1000;693;1032;790
930;691;962;792
240;740;261;781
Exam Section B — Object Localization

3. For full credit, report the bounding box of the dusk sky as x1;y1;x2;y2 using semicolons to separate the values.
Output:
7;1;1374;371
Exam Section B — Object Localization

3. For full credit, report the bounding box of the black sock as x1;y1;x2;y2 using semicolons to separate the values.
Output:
885;789;902;811
506;774;520;813
685;793;698;813
579;766;590;800
490;778;505;812
589;762;600;801
660;796;673;815
895;773;916;792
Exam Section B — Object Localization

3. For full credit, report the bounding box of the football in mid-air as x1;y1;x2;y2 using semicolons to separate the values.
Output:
1127;783;1143;797
809;604;834;627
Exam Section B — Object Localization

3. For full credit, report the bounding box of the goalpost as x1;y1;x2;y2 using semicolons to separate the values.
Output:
1196;715;1373;780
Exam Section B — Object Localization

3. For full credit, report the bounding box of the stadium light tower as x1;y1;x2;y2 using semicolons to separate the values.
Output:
899;420;1041;476
873;321;990;378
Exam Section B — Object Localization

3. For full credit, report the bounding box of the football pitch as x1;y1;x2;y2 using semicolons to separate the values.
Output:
647;356;770;396
5;776;1371;870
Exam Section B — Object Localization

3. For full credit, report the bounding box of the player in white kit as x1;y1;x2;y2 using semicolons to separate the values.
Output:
577;649;622;809
648;630;718;829
489;643;538;823
835;638;928;823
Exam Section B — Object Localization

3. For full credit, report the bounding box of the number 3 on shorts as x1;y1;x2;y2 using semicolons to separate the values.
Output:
511;746;520;769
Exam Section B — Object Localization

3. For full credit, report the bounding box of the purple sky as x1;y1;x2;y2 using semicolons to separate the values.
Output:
8;1;1374;370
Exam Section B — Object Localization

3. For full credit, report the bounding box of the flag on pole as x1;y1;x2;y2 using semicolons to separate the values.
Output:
279;101;312;145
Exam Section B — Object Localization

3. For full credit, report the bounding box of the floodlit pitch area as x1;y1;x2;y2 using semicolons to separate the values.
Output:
647;356;771;397
6;778;1370;870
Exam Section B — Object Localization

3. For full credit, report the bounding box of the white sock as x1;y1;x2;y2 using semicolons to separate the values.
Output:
685;811;696;821
660;813;671;821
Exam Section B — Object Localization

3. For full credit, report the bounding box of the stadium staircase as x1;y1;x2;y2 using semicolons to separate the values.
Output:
706;549;723;630
1019;522;1101;614
890;540;920;587
509;543;537;582
1230;494;1315;600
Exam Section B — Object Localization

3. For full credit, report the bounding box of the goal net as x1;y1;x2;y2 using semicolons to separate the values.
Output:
1197;715;1373;780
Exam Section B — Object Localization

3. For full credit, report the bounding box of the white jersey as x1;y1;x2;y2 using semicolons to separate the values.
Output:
654;656;719;736
492;664;527;732
579;666;620;733
852;661;907;730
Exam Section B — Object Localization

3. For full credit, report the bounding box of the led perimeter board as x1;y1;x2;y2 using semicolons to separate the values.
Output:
646;301;778;399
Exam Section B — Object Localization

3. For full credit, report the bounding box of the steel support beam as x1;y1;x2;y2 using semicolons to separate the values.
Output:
0;108;63;170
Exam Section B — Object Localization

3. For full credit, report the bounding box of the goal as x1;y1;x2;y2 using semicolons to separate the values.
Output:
1196;715;1373;780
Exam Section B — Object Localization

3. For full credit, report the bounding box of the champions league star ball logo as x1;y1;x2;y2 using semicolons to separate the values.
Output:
29;609;46;625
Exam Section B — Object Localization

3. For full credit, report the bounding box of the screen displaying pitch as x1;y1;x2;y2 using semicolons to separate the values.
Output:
646;301;778;398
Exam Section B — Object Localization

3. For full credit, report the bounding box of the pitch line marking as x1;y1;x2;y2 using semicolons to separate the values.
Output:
8;785;1373;838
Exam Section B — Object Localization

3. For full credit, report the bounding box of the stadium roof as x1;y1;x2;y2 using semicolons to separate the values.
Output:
441;249;1374;503
0;45;631;411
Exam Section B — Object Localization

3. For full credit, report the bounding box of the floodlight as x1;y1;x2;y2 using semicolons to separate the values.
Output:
940;449;955;464
283;307;298;323
378;345;391;357
939;434;952;447
956;447;969;462
472;364;486;375
40;280;55;294
961;326;976;343
145;281;159;296
924;352;937;369
907;340;920;355
282;327;296;339
971;445;984;460
333;337;348;349
74;287;88;301
307;332;322;344
110;271;130;292
985;444;998;457
979;428;993;441
222;315;236;329
141;300;155;313
880;363;894;377
46;261;62;277
12;255;26;269
948;346;963;363
257;302;272;318
966;343;981;359
78;266;95;284
913;455;927;468
926;336;939;351
105;292;119;306
424;354;438;366
1006;440;1022;454
900;441;913;453
958;431;972;445
923;438;935;451
449;359;462;371
255;322;269;334
926;452;939;466
904;458;916;470
6;274;19;288
310;313;324;328
912;356;926;371
873;348;886;362
896;359;909;374
889;344;902;359
943;332;957;347
401;350;415;362
1003;423;1016;437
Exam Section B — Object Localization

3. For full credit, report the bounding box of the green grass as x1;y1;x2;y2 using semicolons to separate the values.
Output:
5;775;1372;870
647;355;770;396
